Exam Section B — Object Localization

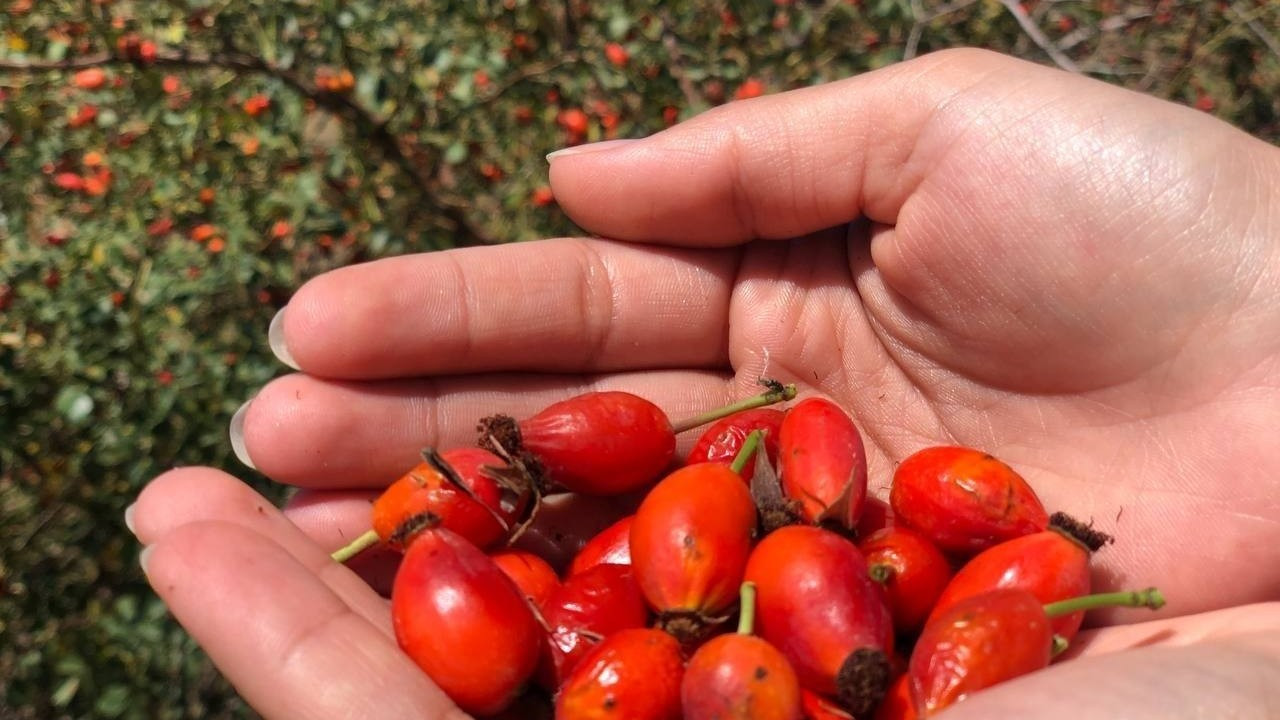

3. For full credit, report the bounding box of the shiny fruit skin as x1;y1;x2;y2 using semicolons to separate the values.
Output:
555;628;684;720
391;527;542;716
567;514;634;578
890;446;1048;556
744;526;894;712
926;528;1092;642
859;527;953;635
521;391;676;495
686;408;786;478
538;564;650;690
777;398;868;530
371;447;529;551
491;549;561;609
798;690;852;719
908;589;1052;717
682;633;803;720
630;463;757;618
873;675;917;720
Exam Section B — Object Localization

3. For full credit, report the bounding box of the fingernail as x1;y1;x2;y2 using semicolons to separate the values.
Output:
124;503;137;535
229;398;256;470
139;545;153;576
546;138;639;163
268;306;299;370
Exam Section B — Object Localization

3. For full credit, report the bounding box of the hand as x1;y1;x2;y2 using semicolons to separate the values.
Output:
130;49;1280;718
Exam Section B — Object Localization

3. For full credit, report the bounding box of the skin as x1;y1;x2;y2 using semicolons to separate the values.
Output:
129;49;1280;718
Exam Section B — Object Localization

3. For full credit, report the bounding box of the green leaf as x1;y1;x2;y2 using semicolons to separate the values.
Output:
443;141;467;165
51;677;79;707
95;685;131;718
55;386;94;424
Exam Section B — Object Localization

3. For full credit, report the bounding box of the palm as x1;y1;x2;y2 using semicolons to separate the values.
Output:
132;50;1280;718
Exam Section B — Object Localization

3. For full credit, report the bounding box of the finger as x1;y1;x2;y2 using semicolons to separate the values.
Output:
142;521;466;720
130;468;390;632
1069;602;1280;659
235;369;736;489
935;627;1280;719
274;238;737;379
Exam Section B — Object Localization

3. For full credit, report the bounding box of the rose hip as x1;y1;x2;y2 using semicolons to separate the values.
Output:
744;525;894;717
331;446;533;562
630;455;758;642
909;587;1165;716
490;548;561;609
391;526;542;716
686;407;785;478
480;383;796;496
681;582;802;720
777;397;869;530
567;514;634;578
925;512;1112;642
799;690;853;720
873;675;916;720
537;563;650;690
858;526;953;635
556;628;685;720
890;446;1048;556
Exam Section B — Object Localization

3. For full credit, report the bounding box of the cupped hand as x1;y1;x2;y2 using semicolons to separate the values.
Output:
132;49;1280;718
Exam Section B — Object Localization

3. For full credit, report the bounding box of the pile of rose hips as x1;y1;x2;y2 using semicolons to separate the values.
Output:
331;381;1165;719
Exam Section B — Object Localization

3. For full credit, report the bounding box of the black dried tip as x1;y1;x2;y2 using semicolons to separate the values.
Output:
835;647;891;718
477;414;523;454
389;511;441;548
656;611;720;647
1049;512;1114;553
758;499;803;535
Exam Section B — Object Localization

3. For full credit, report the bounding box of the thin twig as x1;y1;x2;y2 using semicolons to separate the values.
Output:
905;0;981;61
477;53;580;105
658;11;702;110
0;49;494;244
998;0;1080;72
1232;2;1280;60
1057;9;1153;52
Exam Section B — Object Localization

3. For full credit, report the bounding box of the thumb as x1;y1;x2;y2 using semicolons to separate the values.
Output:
544;48;1212;247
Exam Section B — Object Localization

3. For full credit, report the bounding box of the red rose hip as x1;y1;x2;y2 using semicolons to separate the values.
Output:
744;525;894;716
890;446;1048;556
391;527;542;716
859;526;953;635
777;397;868;530
556;628;685;720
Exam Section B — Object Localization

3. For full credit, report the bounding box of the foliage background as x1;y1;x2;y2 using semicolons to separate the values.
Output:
1;0;1277;717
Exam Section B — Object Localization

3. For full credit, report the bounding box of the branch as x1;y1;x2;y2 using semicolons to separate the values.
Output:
905;0;981;61
0;49;494;245
1231;2;1280;61
998;0;1080;73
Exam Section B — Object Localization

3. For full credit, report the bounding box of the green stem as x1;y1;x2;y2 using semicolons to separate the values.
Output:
737;582;757;635
1043;587;1165;619
729;430;763;475
670;380;797;434
330;529;380;563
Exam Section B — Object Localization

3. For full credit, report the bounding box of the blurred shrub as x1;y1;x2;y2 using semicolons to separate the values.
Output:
1;0;1276;717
